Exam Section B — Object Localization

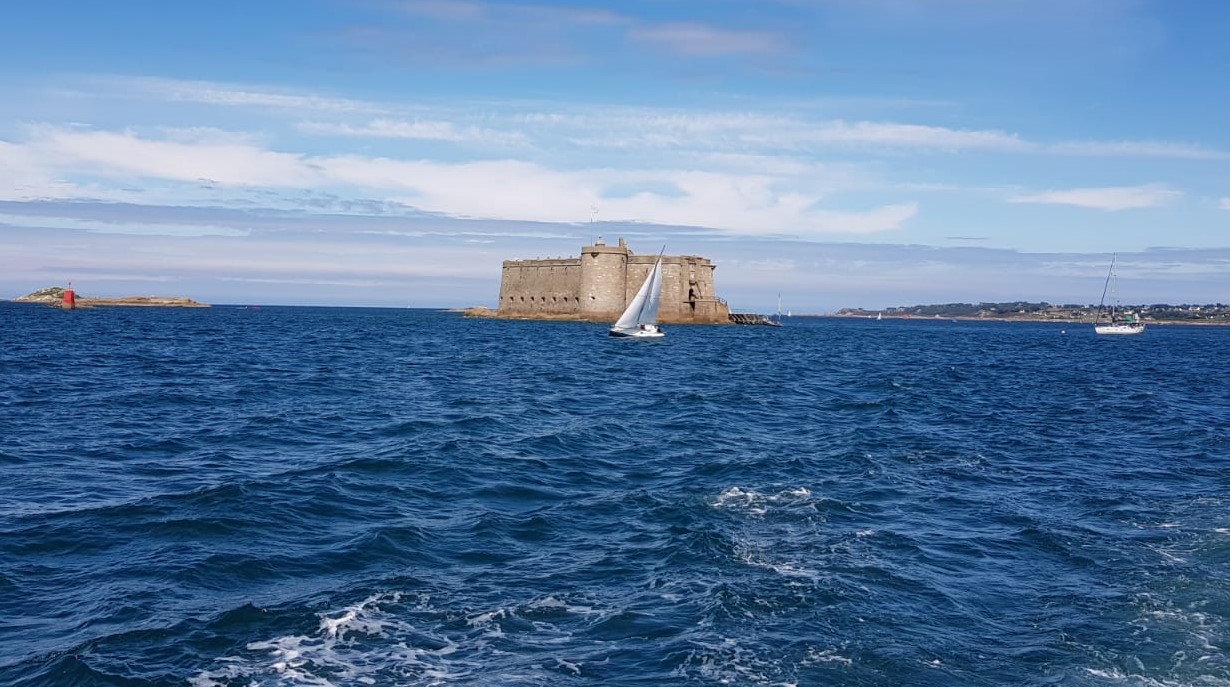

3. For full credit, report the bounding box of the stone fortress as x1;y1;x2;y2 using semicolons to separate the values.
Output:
496;237;731;324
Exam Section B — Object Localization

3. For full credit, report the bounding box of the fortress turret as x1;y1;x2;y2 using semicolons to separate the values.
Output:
578;236;631;319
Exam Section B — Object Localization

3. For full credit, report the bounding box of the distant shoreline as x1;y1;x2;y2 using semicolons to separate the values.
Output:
820;313;1230;326
73;297;210;308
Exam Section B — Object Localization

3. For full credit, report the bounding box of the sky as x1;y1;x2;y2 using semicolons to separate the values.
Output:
1;0;1228;312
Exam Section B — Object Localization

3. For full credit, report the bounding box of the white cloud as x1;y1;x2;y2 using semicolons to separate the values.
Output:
96;76;387;114
795;120;1028;152
6;126;911;238
809;203;918;234
157;127;265;146
32;126;319;187
573;171;915;236
1047;140;1227;160
1219;197;1230;211
298;119;528;146
0;213;250;237
629;22;785;56
557;112;1028;153
1009;184;1181;211
0;140;55;199
0;139;120;201
395;0;620;26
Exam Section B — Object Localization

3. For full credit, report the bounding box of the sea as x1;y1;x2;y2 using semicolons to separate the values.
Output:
1;303;1227;687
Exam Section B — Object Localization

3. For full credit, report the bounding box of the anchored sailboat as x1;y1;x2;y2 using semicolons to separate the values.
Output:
609;251;665;338
768;293;784;326
1093;254;1145;336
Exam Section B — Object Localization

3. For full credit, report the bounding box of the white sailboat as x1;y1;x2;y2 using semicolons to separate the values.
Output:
609;252;665;338
1094;254;1145;336
768;293;784;326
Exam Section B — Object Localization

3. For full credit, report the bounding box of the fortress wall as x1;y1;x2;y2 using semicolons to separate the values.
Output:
494;239;730;324
660;260;685;321
658;256;726;324
679;257;727;324
498;260;582;316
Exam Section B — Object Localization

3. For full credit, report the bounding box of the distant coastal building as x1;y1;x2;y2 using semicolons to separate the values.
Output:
496;237;730;324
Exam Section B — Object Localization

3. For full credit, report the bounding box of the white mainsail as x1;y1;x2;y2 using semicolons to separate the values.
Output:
610;252;664;336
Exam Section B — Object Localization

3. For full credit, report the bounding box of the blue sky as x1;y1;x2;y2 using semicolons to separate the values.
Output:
1;0;1227;311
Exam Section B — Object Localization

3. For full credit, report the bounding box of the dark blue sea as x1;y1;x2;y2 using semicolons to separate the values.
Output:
2;303;1228;686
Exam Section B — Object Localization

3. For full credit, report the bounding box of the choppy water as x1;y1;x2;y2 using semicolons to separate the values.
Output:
1;303;1228;686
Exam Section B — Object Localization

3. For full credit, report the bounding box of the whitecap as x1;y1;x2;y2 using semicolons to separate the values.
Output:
713;485;816;517
802;647;854;667
676;638;801;686
194;593;469;687
733;541;817;579
466;607;508;627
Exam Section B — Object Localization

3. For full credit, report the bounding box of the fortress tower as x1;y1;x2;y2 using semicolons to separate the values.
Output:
496;237;729;324
578;236;630;317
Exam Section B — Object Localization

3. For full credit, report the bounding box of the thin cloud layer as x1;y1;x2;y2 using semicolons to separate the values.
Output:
1046;140;1228;161
298;120;529;146
1009;185;1182;211
1;125;911;237
628;23;786;57
106;76;387;114
55;77;1229;160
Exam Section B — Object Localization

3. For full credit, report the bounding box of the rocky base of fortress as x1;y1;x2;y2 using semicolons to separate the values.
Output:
462;306;737;325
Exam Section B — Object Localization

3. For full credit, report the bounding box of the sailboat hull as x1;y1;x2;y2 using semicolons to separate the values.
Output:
609;326;664;338
1095;323;1145;335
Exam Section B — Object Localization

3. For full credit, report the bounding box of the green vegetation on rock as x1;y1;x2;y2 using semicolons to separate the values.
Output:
14;287;71;302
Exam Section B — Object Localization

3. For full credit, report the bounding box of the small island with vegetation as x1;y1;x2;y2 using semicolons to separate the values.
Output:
834;301;1230;325
11;287;210;308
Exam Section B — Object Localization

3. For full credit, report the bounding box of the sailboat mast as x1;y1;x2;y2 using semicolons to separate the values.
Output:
1095;254;1116;325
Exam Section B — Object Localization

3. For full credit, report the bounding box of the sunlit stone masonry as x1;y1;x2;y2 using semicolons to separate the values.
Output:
494;237;731;324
